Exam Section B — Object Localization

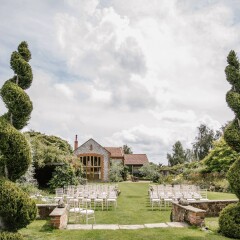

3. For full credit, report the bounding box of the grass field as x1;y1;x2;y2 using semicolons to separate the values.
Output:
91;182;170;224
20;182;237;240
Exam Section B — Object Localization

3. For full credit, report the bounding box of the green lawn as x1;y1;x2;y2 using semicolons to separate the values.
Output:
206;191;237;200
20;182;237;240
93;182;170;224
20;220;233;240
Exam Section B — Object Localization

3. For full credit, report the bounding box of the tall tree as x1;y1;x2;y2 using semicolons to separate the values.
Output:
219;50;240;239
167;141;187;166
0;42;37;233
192;124;221;160
123;144;133;154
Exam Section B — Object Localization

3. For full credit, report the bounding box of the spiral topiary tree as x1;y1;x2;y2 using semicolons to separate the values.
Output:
219;50;240;239
0;42;37;234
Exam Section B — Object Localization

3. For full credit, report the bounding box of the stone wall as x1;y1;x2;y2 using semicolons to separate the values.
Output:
37;204;57;219
188;199;238;217
172;202;206;226
172;199;239;226
74;138;110;181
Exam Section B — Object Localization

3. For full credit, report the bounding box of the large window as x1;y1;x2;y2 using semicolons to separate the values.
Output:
80;156;102;180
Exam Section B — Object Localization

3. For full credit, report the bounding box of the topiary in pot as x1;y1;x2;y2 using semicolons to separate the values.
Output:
220;50;240;238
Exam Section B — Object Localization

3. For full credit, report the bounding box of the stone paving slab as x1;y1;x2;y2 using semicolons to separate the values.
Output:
93;224;119;230
119;225;145;230
67;222;189;230
144;223;169;228
67;224;92;230
166;222;189;228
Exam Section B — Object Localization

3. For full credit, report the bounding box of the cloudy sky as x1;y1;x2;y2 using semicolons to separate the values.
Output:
0;0;240;164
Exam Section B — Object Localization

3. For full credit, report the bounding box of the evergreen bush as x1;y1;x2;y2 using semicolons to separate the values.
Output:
0;178;37;231
0;232;24;240
219;203;240;239
109;161;124;182
220;50;240;238
0;42;37;233
227;158;240;198
48;164;79;190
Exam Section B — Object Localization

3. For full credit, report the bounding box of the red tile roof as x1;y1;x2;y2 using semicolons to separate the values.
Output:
124;154;149;165
105;147;124;158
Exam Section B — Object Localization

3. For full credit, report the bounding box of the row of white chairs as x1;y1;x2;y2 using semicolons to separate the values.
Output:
149;184;208;210
55;184;118;213
55;184;119;224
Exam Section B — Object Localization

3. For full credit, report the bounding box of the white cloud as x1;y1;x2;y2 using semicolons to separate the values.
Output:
0;0;239;164
54;83;74;99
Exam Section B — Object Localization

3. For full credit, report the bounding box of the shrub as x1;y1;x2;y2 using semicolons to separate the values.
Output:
48;164;79;191
204;138;237;174
212;179;230;192
227;157;240;198
0;178;37;231
139;163;160;182
109;161;123;182
219;203;240;239
0;232;24;240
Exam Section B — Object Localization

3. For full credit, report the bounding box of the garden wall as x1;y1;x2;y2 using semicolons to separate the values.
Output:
172;199;239;226
37;204;57;219
172;202;206;226
188;199;238;217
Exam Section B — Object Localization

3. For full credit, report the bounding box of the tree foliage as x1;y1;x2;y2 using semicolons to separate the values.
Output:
0;42;36;232
139;163;160;182
24;131;73;168
192;124;221;161
204;138;238;174
109;161;124;182
123;144;133;154
48;164;79;190
167;141;187;166
24;131;80;188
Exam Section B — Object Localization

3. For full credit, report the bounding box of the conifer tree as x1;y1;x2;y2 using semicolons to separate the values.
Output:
0;42;37;234
219;50;240;238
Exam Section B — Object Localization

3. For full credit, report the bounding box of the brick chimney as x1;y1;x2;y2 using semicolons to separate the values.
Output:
74;134;78;150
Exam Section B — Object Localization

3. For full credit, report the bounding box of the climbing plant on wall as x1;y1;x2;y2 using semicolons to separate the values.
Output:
0;42;37;233
219;50;240;238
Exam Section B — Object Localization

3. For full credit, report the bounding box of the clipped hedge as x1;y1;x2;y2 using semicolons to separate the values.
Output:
221;50;240;238
0;118;31;182
219;203;240;239
0;232;23;240
227;158;240;199
0;178;37;231
1;80;32;130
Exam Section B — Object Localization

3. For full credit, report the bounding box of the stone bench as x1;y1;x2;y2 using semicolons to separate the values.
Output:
172;202;206;226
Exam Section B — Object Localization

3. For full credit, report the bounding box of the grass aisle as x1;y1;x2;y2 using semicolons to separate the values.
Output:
95;182;170;224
